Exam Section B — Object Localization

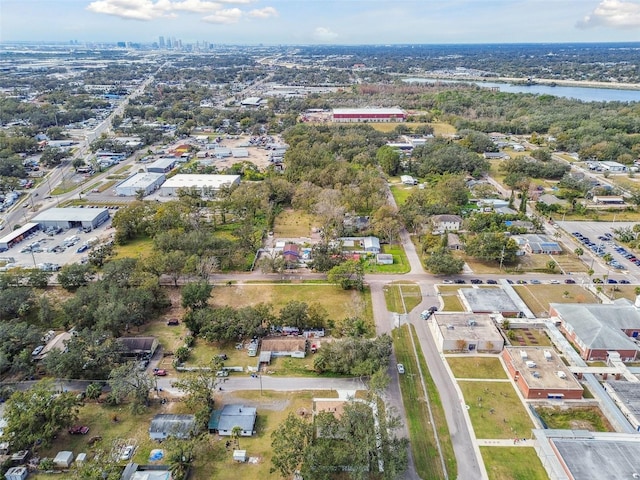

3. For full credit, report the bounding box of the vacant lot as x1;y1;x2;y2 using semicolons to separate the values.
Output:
514;284;597;316
364;244;411;274
459;381;534;438
481;447;549;480
390;184;414;206
369;121;455;136
384;282;422;313
446;357;508;380
273;209;317;238
535;406;612;432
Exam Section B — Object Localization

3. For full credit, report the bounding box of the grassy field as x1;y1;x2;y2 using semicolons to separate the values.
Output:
535;406;612;432
481;447;549;480
368;121;455;136
364;244;411;274
393;325;456;479
383;282;422;313
441;295;464;311
389;184;415;206
273;209;316;238
606;285;640;301
513;285;598;316
446;357;508;380
113;236;155;260
458;381;534;439
508;327;552;347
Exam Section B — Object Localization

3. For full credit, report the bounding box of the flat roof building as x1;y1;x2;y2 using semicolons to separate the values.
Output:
430;313;504;353
32;207;110;231
146;157;176;174
160;174;240;197
115;172;165;197
332;107;406;123
459;287;522;317
502;347;583;400
603;380;640;431
0;222;40;250
534;429;640;480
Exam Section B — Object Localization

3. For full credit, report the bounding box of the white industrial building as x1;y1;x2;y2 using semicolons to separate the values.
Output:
146;157;176;174
160;174;241;197
33;207;110;231
115;172;166;197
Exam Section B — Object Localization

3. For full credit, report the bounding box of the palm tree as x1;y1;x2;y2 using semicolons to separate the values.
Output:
574;247;584;257
231;426;242;449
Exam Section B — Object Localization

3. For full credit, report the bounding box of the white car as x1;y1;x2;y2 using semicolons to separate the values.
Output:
120;445;134;461
442;280;454;284
397;363;405;374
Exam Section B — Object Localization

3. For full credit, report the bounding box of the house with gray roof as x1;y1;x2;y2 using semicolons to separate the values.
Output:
431;214;463;232
208;405;257;437
149;414;197;441
550;299;640;361
513;234;561;254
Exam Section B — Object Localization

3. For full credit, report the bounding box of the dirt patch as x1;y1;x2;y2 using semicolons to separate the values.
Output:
221;393;290;411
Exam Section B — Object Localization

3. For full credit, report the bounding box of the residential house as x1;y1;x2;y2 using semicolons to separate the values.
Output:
282;243;300;268
363;236;381;254
119;337;159;359
513;234;562;254
149;414;197;441
260;337;307;358
431;215;463;232
209;405;257;436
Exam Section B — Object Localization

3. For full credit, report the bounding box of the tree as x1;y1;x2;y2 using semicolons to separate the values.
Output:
107;362;153;410
57;263;94;291
85;383;103;400
371;205;402;243
425;249;465;275
270;413;314;478
327;260;365;291
231;426;242;449
308;242;344;272
166;437;197;480
574;247;584;257
279;301;310;329
465;233;519;264
172;358;223;429
547;260;558;273
376;146;401;176
181;281;212;310
1;380;80;450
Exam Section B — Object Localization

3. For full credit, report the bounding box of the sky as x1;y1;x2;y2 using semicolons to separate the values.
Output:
1;0;640;45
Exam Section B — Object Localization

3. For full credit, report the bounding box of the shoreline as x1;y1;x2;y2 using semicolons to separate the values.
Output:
405;74;640;91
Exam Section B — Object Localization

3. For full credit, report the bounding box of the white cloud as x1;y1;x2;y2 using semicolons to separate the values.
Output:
313;26;338;41
248;6;277;18
202;8;243;23
86;0;254;21
578;0;640;28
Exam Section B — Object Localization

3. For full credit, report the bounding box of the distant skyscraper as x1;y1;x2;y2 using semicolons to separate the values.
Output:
159;36;165;48
166;37;172;48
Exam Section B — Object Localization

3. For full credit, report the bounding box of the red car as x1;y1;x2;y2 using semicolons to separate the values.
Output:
68;425;90;435
153;369;167;376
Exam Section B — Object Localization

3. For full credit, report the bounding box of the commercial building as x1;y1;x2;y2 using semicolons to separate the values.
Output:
550;299;640;361
0;222;40;250
459;288;522;317
603;380;640;431
600;161;627;172
146;157;176;174
160;174;241;197
115;172;165;197
502;347;583;400
534;429;640;480
332;107;406;123
430;313;504;353
32;207;110;231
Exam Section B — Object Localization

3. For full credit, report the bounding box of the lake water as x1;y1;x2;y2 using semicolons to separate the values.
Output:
403;78;640;103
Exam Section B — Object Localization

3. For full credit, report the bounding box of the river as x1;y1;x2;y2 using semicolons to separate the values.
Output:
403;78;640;103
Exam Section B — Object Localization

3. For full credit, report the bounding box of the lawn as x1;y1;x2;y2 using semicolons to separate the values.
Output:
273;209;316;238
481;447;549;480
389;184;414;206
364;243;411;274
441;295;464;311
446;357;508;380
393;325;456;479
513;285;597;317
458;381;534;439
535;406;612;432
383;282;422;313
209;284;373;325
606;285;640;301
112;236;155;260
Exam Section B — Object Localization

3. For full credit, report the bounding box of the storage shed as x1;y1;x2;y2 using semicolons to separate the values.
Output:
53;451;74;468
4;466;28;480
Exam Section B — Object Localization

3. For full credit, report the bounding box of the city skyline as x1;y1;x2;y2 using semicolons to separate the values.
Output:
1;0;640;45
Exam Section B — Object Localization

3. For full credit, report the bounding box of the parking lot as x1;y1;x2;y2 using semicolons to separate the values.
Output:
557;221;638;282
0;220;113;270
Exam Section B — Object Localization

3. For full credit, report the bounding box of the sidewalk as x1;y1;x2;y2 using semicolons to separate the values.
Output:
476;438;537;447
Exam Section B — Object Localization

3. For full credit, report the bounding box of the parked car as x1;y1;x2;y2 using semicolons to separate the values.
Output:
396;363;405;374
68;425;90;435
564;279;576;284
516;280;527;284
153;369;167;376
454;279;466;284
31;345;44;356
470;279;483;284
530;279;541;284
550;280;560;284
76;244;89;253
166;319;180;326
442;279;454;284
428;306;438;313
420;310;432;320
620;280;631;284
486;279;498;284
120;445;134;460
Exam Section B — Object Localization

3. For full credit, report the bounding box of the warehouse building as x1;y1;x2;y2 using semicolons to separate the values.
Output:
115;172;166;197
332;107;406;123
0;222;40;250
33;207;110;231
146;157;176;174
160;174;241;197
